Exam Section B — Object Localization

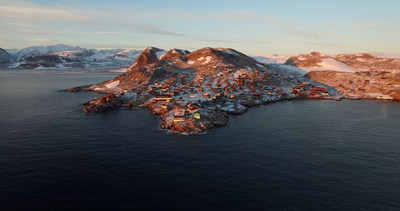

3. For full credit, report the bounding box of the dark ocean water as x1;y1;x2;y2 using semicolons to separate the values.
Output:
1;73;399;210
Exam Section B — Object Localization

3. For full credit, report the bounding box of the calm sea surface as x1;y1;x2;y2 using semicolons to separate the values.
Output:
1;73;399;210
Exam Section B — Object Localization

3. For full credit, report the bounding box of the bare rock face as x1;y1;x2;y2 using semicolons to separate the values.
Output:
133;47;163;67
203;111;229;128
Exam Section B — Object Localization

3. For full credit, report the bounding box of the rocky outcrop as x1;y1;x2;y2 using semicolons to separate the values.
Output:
159;107;229;134
83;94;123;113
133;47;163;67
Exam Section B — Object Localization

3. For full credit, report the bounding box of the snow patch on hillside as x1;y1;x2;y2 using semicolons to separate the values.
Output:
304;58;362;73
252;54;291;64
105;80;120;89
202;56;212;64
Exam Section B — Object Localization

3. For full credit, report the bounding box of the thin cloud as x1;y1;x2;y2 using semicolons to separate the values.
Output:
128;23;188;37
26;38;58;43
305;41;344;48
213;11;259;23
196;36;270;44
0;22;49;35
210;11;299;27
92;31;122;36
0;1;102;24
285;30;321;39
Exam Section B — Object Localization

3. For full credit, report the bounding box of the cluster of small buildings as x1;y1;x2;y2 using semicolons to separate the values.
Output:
121;66;304;123
290;83;336;100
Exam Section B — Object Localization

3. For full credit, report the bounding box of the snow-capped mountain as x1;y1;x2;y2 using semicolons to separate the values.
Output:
252;54;291;64
2;44;143;69
13;44;83;59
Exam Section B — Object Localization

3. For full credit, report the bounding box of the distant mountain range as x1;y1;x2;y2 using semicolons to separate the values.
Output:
0;44;297;70
0;44;142;69
1;44;399;72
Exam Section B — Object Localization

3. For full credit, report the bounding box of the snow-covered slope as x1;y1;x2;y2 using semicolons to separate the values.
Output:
302;58;361;73
252;54;291;64
284;52;367;74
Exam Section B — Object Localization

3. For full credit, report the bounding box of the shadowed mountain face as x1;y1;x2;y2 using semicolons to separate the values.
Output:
132;47;163;67
0;48;12;64
17;55;63;69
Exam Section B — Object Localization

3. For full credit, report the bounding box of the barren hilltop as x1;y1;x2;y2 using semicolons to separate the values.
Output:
66;47;399;134
285;52;400;100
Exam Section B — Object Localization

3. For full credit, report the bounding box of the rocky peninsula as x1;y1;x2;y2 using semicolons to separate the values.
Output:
66;47;364;134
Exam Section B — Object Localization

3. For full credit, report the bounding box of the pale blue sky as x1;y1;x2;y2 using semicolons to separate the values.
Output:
0;0;399;55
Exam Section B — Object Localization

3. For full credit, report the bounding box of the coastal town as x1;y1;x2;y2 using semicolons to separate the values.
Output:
71;47;340;134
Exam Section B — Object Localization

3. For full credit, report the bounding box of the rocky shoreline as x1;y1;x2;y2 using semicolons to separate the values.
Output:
68;81;335;134
86;95;291;134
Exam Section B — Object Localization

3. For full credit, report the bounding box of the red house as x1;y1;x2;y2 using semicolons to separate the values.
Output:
313;87;327;93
